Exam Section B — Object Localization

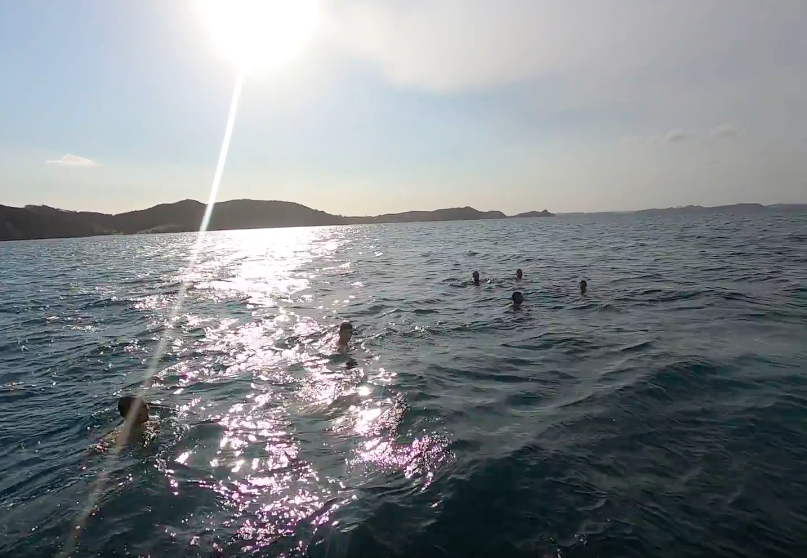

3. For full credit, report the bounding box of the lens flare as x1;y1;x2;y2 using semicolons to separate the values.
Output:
58;73;247;558
62;3;321;553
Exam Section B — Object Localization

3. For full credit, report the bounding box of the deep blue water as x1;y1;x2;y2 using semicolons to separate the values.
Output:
1;212;806;558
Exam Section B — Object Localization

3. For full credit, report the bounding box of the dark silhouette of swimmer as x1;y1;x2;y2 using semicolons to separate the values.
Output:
472;271;480;285
337;320;353;349
118;395;150;427
579;280;588;295
512;291;524;309
516;269;523;280
95;395;156;450
92;395;160;453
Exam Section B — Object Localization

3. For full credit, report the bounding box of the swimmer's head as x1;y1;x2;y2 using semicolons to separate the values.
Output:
338;321;353;346
516;269;523;280
512;291;524;306
579;280;588;295
117;395;149;425
472;271;480;284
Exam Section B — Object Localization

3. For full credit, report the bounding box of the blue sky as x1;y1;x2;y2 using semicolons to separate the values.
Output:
1;0;805;215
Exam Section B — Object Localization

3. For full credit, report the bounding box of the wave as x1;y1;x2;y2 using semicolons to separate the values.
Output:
2;213;807;558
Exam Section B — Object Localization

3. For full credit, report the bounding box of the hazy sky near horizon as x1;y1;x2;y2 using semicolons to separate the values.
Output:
1;0;805;215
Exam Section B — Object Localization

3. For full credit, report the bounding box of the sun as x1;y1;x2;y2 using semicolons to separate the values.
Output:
197;0;320;73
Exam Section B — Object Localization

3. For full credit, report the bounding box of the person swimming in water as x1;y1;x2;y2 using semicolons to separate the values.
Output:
472;271;480;286
516;269;523;280
579;280;588;295
512;291;524;310
93;395;154;452
118;395;150;427
337;320;353;349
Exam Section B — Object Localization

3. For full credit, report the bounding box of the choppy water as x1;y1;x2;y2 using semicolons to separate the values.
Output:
1;212;806;558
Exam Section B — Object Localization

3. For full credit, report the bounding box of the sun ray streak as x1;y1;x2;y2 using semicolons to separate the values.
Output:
57;71;246;558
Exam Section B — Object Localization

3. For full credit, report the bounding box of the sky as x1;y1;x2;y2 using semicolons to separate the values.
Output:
0;0;805;216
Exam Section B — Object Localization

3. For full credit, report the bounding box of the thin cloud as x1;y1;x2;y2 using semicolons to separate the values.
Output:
663;130;690;143
329;0;806;95
711;124;741;139
46;154;98;166
326;0;807;142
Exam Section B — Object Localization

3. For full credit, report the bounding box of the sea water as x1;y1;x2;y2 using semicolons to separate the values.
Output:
1;211;806;557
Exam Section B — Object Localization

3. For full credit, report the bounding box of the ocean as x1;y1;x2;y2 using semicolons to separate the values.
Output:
1;211;806;558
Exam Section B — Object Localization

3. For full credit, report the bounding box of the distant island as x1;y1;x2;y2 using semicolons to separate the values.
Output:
558;203;807;217
3;199;803;242
0;200;555;241
634;203;807;215
557;203;806;216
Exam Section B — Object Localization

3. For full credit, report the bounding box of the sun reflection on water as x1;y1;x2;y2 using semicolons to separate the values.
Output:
126;228;452;552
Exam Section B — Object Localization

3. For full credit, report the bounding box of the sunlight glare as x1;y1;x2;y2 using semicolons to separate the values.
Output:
198;0;320;72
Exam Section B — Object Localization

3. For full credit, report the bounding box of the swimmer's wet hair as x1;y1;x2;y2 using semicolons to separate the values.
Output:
339;321;353;331
117;395;145;418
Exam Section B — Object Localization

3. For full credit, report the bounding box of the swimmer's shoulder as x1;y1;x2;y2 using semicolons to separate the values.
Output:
92;420;159;453
91;429;119;454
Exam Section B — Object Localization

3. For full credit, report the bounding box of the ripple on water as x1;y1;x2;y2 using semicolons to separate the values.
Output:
0;213;806;557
